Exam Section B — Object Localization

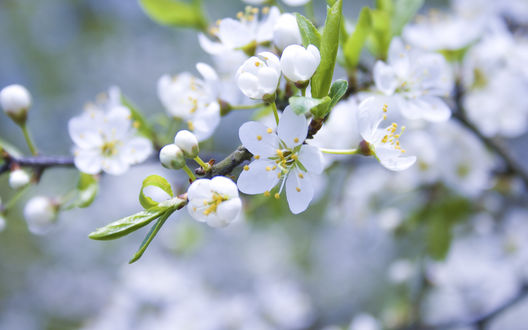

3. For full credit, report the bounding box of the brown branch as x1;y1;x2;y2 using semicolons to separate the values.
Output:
196;145;252;178
0;154;75;175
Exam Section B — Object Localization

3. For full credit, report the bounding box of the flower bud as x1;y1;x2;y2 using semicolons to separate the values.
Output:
273;13;302;51
23;196;59;235
236;52;281;100
0;84;31;125
174;130;200;158
9;169;30;189
280;44;321;84
159;144;186;169
283;0;310;6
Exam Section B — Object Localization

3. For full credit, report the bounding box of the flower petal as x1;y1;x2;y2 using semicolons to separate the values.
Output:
73;148;102;174
376;146;416;171
285;168;314;214
210;176;239;198
298;144;324;174
237;160;280;194
357;97;387;142
122;137;153;164
374;61;398;95
239;121;280;157
277;106;308;148
211;198;242;228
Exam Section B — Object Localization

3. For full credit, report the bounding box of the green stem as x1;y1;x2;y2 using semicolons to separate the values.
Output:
3;185;30;214
230;103;266;110
182;165;197;181
301;87;307;97
320;148;359;155
194;156;210;171
270;102;280;125
21;124;38;155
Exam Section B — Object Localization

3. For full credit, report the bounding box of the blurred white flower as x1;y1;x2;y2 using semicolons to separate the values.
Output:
9;169;30;189
373;37;453;122
187;176;242;228
388;259;415;284
174;130;200;158
158;63;221;141
23;196;58;235
0;215;5;232
243;0;310;6
159;144;185;170
0;84;31;124
237;106;323;214
273;13;302;51
349;313;381;330
68;88;152;175
280;44;321;84
236;52;281;100
358;97;416;171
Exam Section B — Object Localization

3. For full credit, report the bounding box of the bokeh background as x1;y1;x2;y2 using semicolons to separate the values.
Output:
1;0;528;329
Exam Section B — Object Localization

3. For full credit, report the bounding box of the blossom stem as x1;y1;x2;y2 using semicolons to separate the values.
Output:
270;102;279;125
230;103;266;110
193;156;210;171
3;185;30;214
319;148;359;155
182;165;197;181
20;124;38;156
301;87;307;97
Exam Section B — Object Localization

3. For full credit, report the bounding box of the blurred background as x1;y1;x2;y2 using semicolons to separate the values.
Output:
1;0;528;329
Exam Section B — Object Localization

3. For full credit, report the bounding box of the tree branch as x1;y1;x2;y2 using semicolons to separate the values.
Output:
0;154;75;175
453;84;528;188
196;145;252;178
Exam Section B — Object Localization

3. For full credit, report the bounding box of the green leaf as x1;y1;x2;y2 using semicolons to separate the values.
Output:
139;175;174;210
376;0;394;12
366;9;392;59
392;0;423;35
310;97;332;118
139;0;207;30
296;13;321;49
311;0;343;98
129;209;173;263
75;173;99;208
427;214;452;260
289;96;330;115
328;80;348;110
343;7;372;68
121;95;155;141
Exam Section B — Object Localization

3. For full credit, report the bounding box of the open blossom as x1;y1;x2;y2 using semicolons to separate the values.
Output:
280;44;321;84
374;37;453;122
358;97;416;171
236;52;281;100
68;87;152;175
187;176;242;228
237;106;323;214
158;63;221;141
198;6;280;56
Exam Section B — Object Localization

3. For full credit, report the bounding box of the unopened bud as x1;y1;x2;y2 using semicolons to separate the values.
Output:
0;84;31;125
9;169;30;189
159;144;186;169
23;196;59;235
174;130;199;158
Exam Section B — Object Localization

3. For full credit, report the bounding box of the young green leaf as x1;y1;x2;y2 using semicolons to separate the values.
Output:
139;175;174;210
366;9;392;60
75;173;99;208
343;7;372;68
296;13;321;49
121;95;156;141
328;80;348;110
311;0;343;98
139;0;207;30
129;209;174;263
392;0;424;35
289;96;330;115
309;96;332;118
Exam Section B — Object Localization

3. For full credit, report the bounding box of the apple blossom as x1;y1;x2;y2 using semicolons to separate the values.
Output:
159;144;185;170
68;87;153;175
373;37;453;122
158;63;221;141
357;97;416;171
23;196;58;235
174;130;200;158
237;106;324;214
9;169;30;189
273;13;302;51
0;84;31;125
280;44;321;85
187;176;242;228
236;51;281;100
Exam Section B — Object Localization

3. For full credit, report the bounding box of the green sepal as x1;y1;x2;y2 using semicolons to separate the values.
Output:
139;175;174;210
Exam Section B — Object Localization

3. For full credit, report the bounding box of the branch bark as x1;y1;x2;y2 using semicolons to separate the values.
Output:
0;154;75;175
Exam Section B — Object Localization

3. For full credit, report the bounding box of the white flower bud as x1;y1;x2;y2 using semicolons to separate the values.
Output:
0;84;31;125
273;14;302;51
283;0;310;6
174;130;200;158
23;196;58;235
159;144;186;169
236;52;281;100
9;169;30;189
280;44;321;84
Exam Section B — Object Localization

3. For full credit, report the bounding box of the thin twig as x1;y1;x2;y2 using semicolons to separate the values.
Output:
196;145;252;179
0;154;75;175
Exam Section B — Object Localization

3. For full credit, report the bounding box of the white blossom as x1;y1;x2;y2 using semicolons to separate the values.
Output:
187;176;242;228
237;106;324;214
159;144;185;170
9;169;30;189
23;196;58;235
158;63;221;141
236;52;281;100
0;84;31;124
174;130;200;158
358;97;416;171
273;13;302;51
373;37;453;122
280;44;321;84
68;87;152;175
